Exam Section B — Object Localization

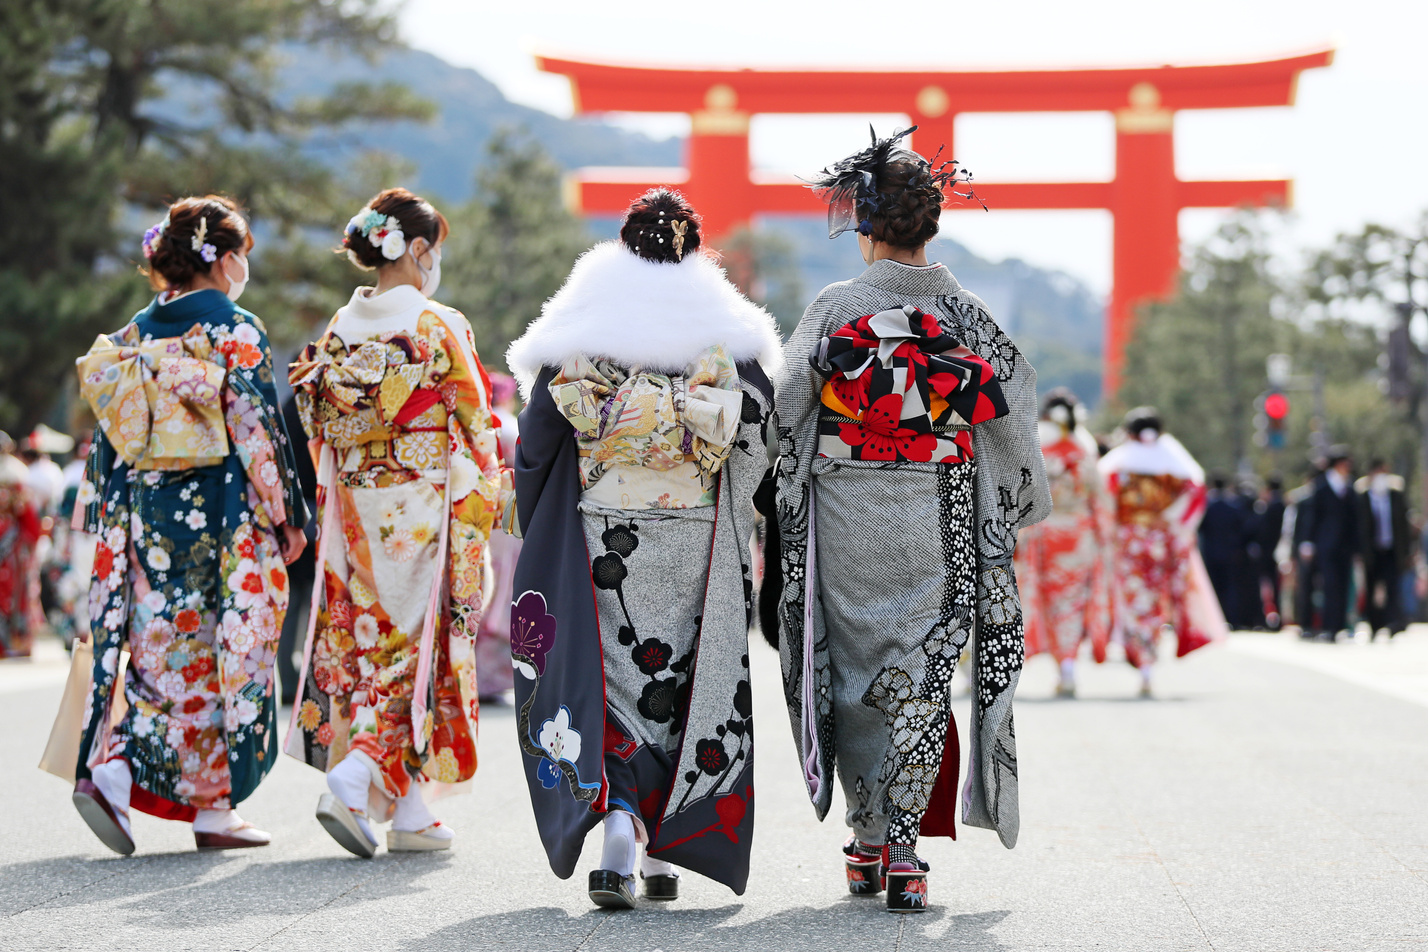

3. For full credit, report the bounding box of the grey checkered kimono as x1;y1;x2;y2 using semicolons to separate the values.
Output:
772;259;1050;849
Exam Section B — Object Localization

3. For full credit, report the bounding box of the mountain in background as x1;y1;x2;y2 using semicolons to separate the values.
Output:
279;45;1106;405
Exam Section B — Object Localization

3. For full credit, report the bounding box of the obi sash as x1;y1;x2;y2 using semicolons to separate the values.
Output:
810;305;1008;464
548;346;744;485
289;333;450;452
76;324;229;469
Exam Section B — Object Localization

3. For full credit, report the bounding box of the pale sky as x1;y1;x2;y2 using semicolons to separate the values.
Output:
402;0;1427;297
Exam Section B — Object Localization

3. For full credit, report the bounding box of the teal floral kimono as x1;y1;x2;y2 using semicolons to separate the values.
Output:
74;289;307;819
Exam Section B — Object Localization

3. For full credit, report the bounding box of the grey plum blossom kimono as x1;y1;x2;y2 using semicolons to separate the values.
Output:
506;242;783;894
771;260;1050;851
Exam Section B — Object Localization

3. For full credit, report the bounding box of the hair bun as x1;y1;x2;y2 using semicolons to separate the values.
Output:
619;189;703;263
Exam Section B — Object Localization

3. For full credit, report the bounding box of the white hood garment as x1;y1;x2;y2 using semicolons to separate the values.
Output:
506;241;784;399
1097;432;1205;485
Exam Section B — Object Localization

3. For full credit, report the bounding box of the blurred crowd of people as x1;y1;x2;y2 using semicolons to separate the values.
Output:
0;424;96;658
1198;449;1420;642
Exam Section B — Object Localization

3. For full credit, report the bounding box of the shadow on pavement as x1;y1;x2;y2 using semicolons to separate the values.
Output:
403;902;1012;951
2;852;451;925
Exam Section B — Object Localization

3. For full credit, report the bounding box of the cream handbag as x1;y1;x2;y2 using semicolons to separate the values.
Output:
38;640;127;783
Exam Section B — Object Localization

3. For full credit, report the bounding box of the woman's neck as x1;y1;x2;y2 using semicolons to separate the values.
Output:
872;244;930;266
372;262;420;296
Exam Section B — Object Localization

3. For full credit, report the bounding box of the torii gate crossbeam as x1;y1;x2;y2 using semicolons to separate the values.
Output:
539;50;1333;396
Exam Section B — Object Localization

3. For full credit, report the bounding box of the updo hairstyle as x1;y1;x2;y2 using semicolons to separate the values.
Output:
342;187;449;271
619;189;703;264
1041;387;1081;425
143;196;252;292
865;157;944;249
1123;406;1163;439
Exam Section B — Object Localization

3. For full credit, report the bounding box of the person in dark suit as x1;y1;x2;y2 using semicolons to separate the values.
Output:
1288;464;1321;634
1356;458;1413;639
1200;473;1249;627
1297;448;1359;640
1250;476;1286;629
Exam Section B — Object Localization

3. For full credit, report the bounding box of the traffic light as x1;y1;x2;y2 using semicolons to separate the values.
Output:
1263;388;1289;449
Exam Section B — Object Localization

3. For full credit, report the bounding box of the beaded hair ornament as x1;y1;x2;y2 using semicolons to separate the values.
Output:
804;125;984;239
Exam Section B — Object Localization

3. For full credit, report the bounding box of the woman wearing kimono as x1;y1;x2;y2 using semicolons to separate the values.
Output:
1015;388;1110;697
286;188;504;857
0;432;42;658
72;196;308;854
507;189;781;909
769;129;1050;912
1098;408;1222;696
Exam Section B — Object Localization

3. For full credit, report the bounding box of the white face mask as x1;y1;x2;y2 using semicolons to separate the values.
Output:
411;243;441;298
224;253;249;303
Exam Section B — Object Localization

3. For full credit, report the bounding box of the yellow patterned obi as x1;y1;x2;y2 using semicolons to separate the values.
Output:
289;332;453;481
1115;472;1188;527
549;346;743;509
77;324;229;470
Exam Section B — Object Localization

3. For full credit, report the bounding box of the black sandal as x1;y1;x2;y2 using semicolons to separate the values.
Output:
588;869;637;909
641;870;680;900
842;837;883;895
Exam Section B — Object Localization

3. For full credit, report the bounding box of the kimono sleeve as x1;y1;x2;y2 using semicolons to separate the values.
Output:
221;311;309;529
225;372;307;531
73;436;116;534
433;308;503;535
513;367;570;539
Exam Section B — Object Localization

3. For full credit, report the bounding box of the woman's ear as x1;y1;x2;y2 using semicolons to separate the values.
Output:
408;235;428;261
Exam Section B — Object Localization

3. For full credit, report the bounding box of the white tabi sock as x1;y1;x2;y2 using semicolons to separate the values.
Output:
90;758;132;839
1138;664;1153;688
392;786;453;839
193;809;242;834
641;853;679;878
600;810;638;877
328;751;380;814
1059;658;1076;686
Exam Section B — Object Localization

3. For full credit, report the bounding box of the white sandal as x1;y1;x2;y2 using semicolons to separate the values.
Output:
316;793;378;858
387;822;454;852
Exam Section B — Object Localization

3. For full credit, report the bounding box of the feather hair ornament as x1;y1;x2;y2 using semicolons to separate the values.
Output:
804;125;985;239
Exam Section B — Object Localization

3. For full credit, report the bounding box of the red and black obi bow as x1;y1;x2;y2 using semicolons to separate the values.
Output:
809;305;1008;464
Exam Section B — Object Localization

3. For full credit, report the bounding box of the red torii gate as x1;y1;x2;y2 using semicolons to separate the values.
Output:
538;50;1333;396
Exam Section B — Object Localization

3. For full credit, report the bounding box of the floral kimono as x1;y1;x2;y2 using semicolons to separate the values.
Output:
772;261;1050;852
1016;422;1111;663
73;290;306;818
0;455;41;658
1098;433;1221;664
506;241;783;895
285;287;502;805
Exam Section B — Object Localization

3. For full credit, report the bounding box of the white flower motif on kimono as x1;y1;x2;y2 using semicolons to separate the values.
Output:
142;589;167;613
235;696;258;726
175;780;197;799
538;705;582;763
353;613;380;648
184;509;207;530
103;606;124;630
147;547;172;571
383;528;418;563
226;559;267;609
157;670;187;698
448;452;479;502
76;481;96;507
222;611;259;656
101;647;119;676
132;714;155;738
259;459;280;488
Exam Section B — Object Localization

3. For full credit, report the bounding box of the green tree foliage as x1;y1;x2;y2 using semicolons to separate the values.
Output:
1117;211;1415;481
720;227;805;336
0;0;430;432
437;130;589;372
1118;216;1287;472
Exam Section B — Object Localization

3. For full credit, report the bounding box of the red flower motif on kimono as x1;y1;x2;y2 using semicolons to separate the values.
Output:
174;609;202;634
93;544;113;582
316;723;334;746
838;395;937;462
714;789;748;843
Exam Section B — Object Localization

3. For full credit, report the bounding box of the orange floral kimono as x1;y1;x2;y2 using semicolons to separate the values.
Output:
285;291;503;807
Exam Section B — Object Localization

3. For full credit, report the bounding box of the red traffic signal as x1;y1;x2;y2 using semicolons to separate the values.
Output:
1264;392;1289;421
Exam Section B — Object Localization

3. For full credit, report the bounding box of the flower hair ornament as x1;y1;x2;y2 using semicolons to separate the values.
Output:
190;215;218;263
141;216;169;259
346;206;406;260
805;125;985;239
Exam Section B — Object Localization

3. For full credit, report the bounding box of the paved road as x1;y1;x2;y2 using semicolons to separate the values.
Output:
1;630;1425;951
